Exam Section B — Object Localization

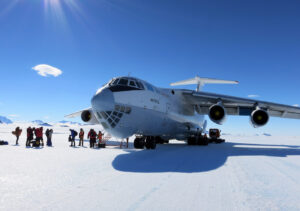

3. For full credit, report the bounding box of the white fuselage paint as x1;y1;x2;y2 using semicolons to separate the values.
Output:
91;78;206;140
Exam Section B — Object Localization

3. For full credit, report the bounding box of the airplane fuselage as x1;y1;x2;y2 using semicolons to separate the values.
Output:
91;77;206;140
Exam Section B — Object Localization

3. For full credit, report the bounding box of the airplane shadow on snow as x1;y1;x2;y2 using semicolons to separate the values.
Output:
112;141;300;173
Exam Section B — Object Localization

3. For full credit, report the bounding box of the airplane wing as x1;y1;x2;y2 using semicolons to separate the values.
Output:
65;108;91;118
182;90;300;119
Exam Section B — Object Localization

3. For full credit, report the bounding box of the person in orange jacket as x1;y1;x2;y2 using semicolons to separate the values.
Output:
79;129;84;147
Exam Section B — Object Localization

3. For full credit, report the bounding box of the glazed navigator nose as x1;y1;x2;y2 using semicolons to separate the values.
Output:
91;88;115;111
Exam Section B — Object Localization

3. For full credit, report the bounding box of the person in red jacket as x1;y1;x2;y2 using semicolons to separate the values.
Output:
88;129;97;148
35;128;43;147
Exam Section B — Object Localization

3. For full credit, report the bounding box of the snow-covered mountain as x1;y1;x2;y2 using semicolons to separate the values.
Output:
32;120;44;125
0;116;13;124
31;120;52;127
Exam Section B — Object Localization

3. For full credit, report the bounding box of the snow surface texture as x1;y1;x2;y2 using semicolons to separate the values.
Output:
1;123;300;211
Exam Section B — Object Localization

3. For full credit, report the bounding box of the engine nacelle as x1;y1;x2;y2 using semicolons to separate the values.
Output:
81;110;98;124
209;104;227;125
250;109;269;128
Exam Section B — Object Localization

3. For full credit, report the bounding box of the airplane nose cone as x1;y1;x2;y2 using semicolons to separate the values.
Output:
91;88;115;111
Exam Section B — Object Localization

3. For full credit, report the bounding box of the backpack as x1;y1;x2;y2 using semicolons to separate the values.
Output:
74;131;78;136
0;141;8;145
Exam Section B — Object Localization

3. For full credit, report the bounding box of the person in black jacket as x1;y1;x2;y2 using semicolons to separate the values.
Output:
26;127;34;147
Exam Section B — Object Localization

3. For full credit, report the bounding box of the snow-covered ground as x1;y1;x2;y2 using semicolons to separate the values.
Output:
1;123;300;211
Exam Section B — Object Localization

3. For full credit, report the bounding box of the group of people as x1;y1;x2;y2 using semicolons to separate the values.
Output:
12;126;53;147
69;128;104;148
11;126;106;148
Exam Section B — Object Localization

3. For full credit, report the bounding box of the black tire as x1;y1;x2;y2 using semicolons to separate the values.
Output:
145;137;156;150
145;137;153;149
134;138;145;149
134;138;140;149
150;138;156;150
202;138;209;146
187;137;197;145
215;139;225;144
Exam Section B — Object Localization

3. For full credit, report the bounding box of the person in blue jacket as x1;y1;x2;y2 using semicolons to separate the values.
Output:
69;129;78;147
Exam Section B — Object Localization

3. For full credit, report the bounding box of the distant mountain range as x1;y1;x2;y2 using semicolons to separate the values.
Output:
32;120;44;125
0;116;13;124
59;120;83;125
31;120;82;126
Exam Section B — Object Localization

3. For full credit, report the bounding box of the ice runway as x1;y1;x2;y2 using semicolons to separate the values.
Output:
1;124;300;211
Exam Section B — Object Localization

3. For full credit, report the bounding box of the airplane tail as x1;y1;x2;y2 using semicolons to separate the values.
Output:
170;76;239;91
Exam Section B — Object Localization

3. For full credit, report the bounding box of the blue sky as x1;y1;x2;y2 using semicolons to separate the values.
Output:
0;0;300;135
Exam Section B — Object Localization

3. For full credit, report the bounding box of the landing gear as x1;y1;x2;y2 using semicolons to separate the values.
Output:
155;137;169;144
134;137;145;149
187;137;196;145
145;136;156;150
198;135;209;146
134;136;156;150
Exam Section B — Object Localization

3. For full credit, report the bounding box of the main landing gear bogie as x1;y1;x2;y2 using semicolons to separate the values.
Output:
134;136;157;150
187;135;225;146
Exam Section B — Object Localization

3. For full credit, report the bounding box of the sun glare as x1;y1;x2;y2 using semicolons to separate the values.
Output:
44;0;84;25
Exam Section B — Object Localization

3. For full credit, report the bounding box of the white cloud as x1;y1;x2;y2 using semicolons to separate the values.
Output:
32;64;63;77
248;94;260;98
293;104;299;107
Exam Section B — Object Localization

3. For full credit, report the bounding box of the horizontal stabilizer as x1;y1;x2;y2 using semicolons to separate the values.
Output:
170;76;238;91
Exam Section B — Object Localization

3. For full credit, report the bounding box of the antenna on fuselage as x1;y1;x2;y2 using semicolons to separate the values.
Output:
170;76;239;92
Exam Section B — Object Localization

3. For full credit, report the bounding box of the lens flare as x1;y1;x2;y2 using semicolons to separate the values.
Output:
44;0;85;26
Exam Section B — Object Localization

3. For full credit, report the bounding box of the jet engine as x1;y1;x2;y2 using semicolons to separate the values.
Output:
250;109;269;128
81;110;98;124
209;104;226;125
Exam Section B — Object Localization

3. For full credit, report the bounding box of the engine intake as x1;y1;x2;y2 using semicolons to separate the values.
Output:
81;110;98;124
251;109;269;128
209;104;226;125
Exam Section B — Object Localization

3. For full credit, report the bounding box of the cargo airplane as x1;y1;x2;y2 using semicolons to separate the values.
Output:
66;76;300;149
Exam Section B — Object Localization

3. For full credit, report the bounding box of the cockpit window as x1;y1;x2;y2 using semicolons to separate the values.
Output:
136;81;144;89
118;79;128;86
129;80;137;87
112;79;119;85
144;82;155;92
108;77;146;92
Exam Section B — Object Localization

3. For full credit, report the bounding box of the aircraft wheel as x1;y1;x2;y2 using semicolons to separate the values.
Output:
146;137;156;150
134;138;145;149
187;137;197;145
198;137;209;146
215;139;225;144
